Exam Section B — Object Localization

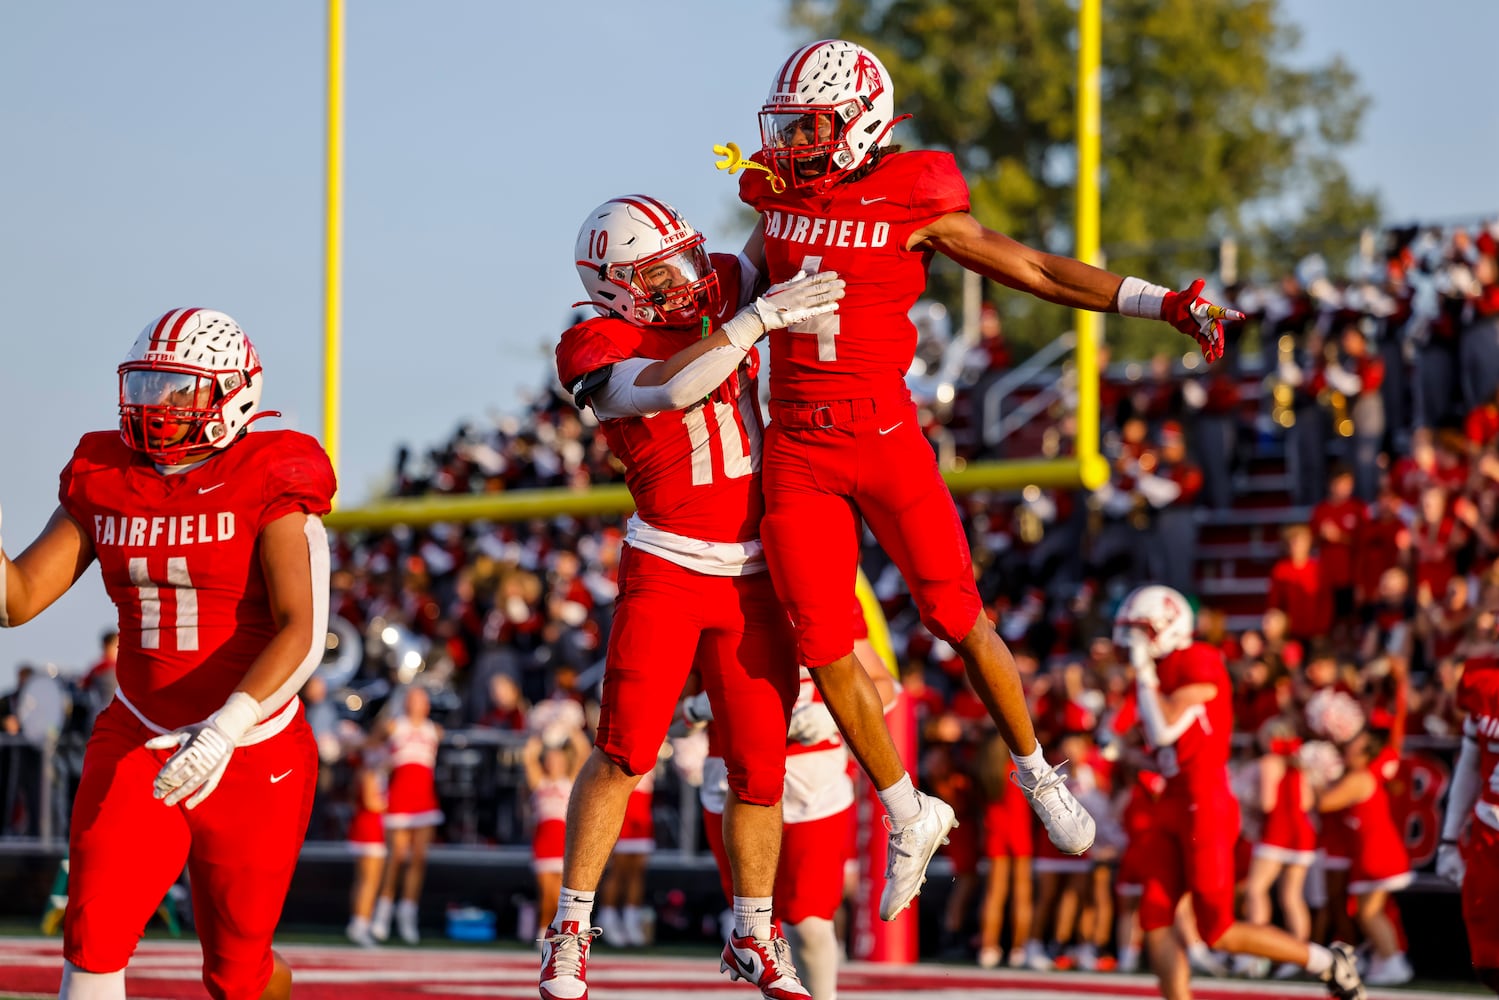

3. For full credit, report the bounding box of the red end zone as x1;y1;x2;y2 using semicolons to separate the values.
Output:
0;938;1469;1000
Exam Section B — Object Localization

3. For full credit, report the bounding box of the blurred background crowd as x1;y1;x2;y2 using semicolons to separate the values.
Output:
4;218;1497;974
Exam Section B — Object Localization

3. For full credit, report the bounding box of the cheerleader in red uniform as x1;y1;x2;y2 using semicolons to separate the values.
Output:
1242;718;1316;969
597;753;658;947
1316;693;1413;986
345;750;388;948
524;725;592;934
975;737;1036;970
372;686;444;945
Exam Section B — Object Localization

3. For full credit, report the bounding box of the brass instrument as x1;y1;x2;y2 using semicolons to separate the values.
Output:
1267;334;1298;429
1317;342;1356;438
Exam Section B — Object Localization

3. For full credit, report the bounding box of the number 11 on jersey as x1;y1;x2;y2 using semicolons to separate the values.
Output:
128;556;199;651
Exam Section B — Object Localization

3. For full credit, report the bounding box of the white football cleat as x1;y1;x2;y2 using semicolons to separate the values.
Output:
1321;942;1368;1000
1011;762;1095;855
721;927;811;1000
879;791;958;920
539;921;602;1000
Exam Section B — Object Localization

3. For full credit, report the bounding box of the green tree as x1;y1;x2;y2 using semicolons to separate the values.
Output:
786;0;1379;357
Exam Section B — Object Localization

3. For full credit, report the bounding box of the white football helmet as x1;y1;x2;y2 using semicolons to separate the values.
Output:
118;308;266;463
574;195;720;327
759;39;901;192
1113;584;1195;659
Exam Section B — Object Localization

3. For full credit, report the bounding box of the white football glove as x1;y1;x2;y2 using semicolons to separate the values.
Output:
1127;632;1159;687
146;691;262;809
667;689;714;740
1436;842;1466;886
786;701;840;746
750;270;845;332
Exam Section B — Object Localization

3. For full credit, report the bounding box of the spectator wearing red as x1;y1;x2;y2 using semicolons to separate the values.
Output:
1267;525;1333;643
1311;466;1368;628
1466;387;1499;454
1409;486;1464;606
1356;487;1410;613
976;302;1012;371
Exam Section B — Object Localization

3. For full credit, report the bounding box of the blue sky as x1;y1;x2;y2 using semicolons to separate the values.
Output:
2;1;1495;687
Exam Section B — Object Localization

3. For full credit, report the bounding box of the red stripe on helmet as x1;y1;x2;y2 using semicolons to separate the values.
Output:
161;307;201;351
614;197;668;236
634;194;682;231
148;309;178;351
780;40;830;91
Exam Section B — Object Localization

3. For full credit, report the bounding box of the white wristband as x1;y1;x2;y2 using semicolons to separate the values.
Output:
720;307;767;351
211;690;265;744
1116;276;1170;320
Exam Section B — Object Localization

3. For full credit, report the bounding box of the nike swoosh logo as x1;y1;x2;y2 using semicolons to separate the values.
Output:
270;770;293;784
198;483;225;494
878;422;903;435
732;951;759;978
861;196;887;205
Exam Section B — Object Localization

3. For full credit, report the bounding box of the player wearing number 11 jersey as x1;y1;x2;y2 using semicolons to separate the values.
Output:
0;308;335;1000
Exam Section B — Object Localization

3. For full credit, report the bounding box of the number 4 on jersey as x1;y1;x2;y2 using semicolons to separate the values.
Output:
793;256;839;361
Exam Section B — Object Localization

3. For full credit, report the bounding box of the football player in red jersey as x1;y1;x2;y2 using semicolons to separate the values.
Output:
733;39;1248;869
0;308;335;1000
1113;586;1366;1000
1438;654;1499;992
541;195;846;1000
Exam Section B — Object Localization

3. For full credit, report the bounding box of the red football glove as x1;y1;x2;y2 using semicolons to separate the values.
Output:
1161;279;1242;364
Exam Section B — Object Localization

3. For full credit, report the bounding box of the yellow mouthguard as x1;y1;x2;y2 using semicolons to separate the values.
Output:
712;142;785;194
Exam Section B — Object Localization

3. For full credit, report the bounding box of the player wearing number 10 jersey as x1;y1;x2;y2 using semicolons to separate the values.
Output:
0;308;335;1000
541;195;845;1000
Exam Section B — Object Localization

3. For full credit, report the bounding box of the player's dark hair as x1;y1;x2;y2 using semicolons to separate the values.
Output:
844;144;902;184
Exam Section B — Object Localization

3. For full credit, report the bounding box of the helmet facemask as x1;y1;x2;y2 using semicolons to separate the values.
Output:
759;102;863;191
603;235;720;326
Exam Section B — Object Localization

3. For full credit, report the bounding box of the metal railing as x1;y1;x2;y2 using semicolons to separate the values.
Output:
978;331;1077;449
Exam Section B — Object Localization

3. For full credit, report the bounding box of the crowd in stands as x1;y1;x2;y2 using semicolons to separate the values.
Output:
4;220;1497;974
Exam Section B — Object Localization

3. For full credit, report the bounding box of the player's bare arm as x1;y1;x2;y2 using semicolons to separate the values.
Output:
911;210;1242;364
0;504;96;627
911;211;1124;311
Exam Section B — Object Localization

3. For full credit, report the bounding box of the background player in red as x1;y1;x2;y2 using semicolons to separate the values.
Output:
1441;653;1499;993
1112;586;1366;1000
732;39;1247;874
540;195;843;1000
0;308;334;1000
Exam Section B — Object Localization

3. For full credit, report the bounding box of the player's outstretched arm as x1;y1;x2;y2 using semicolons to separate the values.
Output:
0;503;96;628
147;512;330;809
585;270;844;419
912;212;1241;363
1438;727;1478;884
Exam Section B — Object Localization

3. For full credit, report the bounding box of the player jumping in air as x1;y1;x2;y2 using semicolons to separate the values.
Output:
0;308;335;1000
728;39;1249;894
1113;585;1367;1000
541;195;844;1000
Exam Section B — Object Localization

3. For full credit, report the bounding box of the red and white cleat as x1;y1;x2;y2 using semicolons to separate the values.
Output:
721;927;812;1000
538;921;601;1000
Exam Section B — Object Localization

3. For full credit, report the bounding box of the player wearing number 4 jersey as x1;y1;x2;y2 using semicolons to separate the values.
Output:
541;195;845;1000
1439;655;1499;993
1114;586;1366;1000
0;308;335;1000
730;39;1249;872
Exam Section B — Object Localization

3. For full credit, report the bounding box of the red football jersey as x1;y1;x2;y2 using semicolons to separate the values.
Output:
1461;663;1499;819
59;430;336;731
1148;642;1234;800
556;254;765;545
740;150;970;401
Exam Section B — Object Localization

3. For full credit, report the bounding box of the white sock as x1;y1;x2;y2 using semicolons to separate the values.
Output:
397;898;418;919
554;886;596;930
349;915;370;933
1304;942;1333;977
876;774;922;826
785;917;839;1000
1118;945;1140;972
733;895;775;939
372;895;393;929
1013;746;1048;783
59;962;125;1000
